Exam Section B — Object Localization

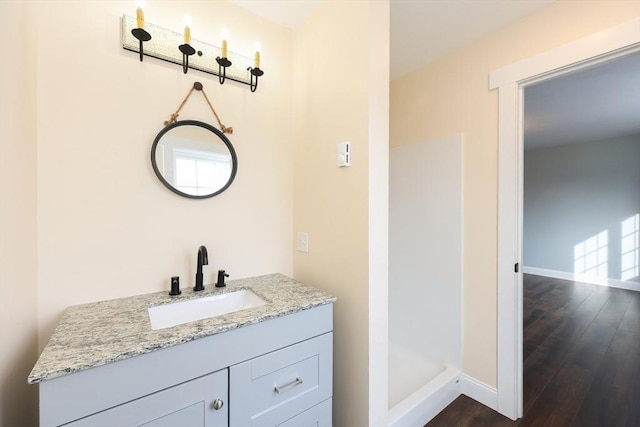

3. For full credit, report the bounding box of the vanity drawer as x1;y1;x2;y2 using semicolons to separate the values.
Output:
230;332;332;427
277;398;332;427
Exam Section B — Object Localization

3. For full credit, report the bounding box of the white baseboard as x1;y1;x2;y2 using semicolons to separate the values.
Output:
523;266;640;292
386;372;497;426
387;366;461;427
460;374;498;411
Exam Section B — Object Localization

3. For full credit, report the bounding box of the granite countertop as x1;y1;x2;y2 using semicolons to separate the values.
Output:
28;273;335;384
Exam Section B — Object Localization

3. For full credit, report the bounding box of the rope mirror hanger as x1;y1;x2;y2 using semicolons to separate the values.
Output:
164;81;233;135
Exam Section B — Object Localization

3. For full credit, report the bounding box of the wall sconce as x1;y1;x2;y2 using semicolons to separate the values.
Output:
216;28;232;84
178;15;196;74
247;41;264;92
122;11;265;91
130;0;151;61
248;67;264;92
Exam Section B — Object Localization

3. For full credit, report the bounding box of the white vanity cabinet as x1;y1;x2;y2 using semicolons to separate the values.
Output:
38;303;333;427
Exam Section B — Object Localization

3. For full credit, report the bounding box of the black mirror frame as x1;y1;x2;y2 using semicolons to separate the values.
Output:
151;120;238;199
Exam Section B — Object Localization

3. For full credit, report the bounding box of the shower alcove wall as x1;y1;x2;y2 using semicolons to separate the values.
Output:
388;134;464;426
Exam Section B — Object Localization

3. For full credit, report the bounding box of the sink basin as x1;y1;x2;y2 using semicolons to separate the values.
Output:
148;289;268;330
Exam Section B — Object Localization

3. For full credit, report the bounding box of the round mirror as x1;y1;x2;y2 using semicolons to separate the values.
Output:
151;120;238;199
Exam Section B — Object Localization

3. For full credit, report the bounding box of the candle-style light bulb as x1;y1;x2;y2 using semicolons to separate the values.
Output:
254;41;261;68
135;0;145;28
183;14;192;45
221;28;229;58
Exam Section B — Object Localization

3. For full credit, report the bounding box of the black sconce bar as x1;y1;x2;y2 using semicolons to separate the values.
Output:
122;15;264;91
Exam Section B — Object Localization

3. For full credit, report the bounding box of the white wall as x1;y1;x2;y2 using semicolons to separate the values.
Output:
0;2;39;425
524;134;640;282
388;135;463;407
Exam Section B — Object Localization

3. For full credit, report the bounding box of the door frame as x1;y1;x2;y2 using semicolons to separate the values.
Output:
491;17;640;420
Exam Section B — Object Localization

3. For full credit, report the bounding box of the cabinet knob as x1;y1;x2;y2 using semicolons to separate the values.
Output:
212;399;224;410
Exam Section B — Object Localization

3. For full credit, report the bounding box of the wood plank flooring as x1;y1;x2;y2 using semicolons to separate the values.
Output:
426;274;640;427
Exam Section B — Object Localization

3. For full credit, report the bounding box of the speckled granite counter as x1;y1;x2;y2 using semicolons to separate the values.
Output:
29;273;335;384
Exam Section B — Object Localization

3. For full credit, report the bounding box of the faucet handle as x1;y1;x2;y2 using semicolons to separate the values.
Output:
169;276;182;296
215;270;229;288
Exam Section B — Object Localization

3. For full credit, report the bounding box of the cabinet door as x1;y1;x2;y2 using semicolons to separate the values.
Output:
67;369;228;427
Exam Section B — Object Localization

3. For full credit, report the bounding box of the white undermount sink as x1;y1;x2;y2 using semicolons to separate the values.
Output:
148;289;268;330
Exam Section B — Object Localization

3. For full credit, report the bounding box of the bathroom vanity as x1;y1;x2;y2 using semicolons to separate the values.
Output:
28;274;335;427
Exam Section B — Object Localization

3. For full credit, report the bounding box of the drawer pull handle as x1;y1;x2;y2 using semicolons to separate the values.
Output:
274;377;303;394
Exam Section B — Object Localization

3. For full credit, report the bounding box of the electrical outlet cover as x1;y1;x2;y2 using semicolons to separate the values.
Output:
296;232;309;253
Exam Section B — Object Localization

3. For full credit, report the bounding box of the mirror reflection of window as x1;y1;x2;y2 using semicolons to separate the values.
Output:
159;127;233;197
174;149;232;196
151;120;237;199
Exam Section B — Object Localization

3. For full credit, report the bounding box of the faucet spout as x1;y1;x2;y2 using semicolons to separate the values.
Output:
194;245;208;291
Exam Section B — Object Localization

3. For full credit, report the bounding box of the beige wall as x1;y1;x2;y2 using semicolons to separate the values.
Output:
391;0;640;387
1;2;39;426
33;0;294;348
293;1;389;425
12;0;630;423
1;1;294;424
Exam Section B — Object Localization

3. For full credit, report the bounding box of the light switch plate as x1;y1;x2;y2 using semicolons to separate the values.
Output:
337;142;350;167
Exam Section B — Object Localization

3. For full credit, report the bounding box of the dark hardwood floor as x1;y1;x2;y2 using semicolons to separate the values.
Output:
426;274;640;427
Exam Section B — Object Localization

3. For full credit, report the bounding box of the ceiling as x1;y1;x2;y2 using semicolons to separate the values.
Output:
230;0;322;30
230;0;640;148
389;0;554;79
524;53;640;150
231;0;555;79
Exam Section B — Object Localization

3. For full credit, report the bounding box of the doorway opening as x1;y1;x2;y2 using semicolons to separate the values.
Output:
491;18;640;420
519;51;640;420
522;52;640;288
